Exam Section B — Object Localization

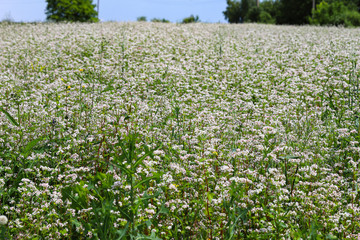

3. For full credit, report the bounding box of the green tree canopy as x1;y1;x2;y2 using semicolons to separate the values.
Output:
277;0;360;25
276;0;317;24
325;0;360;9
46;0;99;22
151;18;170;23
223;0;360;26
260;0;281;21
137;16;147;22
182;15;200;23
223;0;256;23
309;1;360;26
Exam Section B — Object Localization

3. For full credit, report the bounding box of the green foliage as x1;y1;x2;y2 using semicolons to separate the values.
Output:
45;0;98;23
325;0;360;9
61;133;164;239
276;0;360;26
247;5;275;23
182;15;200;23
0;107;19;127
223;0;242;23
223;0;257;23
0;224;10;240
137;16;147;22
247;6;262;22
240;0;252;22
259;10;276;23
151;18;170;23
224;0;276;24
277;0;318;25
223;183;250;239
343;8;360;26
310;1;360;26
259;0;281;22
62;174;126;239
3;20;360;239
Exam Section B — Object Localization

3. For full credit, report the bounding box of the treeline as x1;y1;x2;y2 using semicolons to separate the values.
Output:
224;0;360;26
136;15;200;24
7;0;357;26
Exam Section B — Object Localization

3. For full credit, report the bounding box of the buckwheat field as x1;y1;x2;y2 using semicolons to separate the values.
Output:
0;22;360;239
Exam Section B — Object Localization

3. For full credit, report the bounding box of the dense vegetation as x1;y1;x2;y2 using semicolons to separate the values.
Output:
0;22;360;239
182;15;200;24
45;0;98;22
224;0;360;26
2;0;352;26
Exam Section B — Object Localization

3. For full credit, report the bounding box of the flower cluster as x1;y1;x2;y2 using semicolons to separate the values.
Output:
0;22;360;239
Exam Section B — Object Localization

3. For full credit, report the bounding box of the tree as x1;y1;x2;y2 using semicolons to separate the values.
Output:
247;6;261;22
240;0;252;20
277;0;321;24
151;18;170;23
259;10;276;23
277;0;360;25
324;0;360;10
260;0;281;22
137;16;147;22
182;15;200;23
224;0;360;25
223;0;256;23
223;0;242;23
45;0;99;22
247;4;276;24
309;1;360;26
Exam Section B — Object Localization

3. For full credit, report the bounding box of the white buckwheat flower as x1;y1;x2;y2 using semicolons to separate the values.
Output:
0;215;8;225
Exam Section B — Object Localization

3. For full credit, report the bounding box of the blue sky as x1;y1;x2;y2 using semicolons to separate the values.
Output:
0;0;228;23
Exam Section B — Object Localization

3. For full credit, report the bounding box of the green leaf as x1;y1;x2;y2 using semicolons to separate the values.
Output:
118;207;132;221
111;162;133;176
0;107;19;126
326;234;338;240
278;221;287;229
133;175;159;190
62;187;87;210
133;154;148;170
71;219;82;228
148;232;162;240
159;205;169;215
102;85;115;93
22;136;44;158
207;192;214;202
145;220;152;227
117;138;131;162
116;221;129;239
